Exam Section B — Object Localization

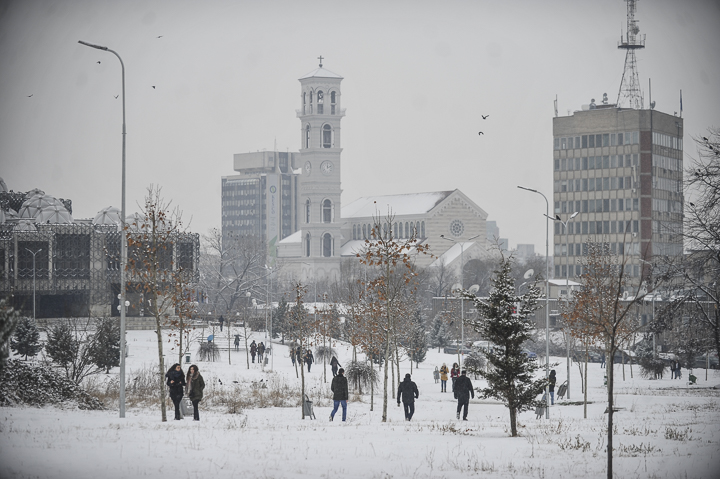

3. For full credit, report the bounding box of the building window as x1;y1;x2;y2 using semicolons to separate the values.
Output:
322;124;332;148
323;233;332;257
405;222;409;238
305;125;310;148
330;91;336;115
322;199;332;223
317;90;324;114
306;233;311;257
309;91;313;114
302;92;306;115
305;199;311;223
362;224;366;239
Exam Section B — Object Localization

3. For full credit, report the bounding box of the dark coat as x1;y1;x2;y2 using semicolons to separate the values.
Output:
549;372;557;392
165;369;186;399
454;375;474;399
397;378;419;404
330;356;340;369
250;342;257;355
331;374;349;401
186;373;205;401
304;351;314;364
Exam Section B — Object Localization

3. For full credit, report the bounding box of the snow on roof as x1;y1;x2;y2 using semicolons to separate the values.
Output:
278;230;302;244
299;67;343;80
342;191;453;218
547;279;582;287
339;239;367;257
429;242;476;268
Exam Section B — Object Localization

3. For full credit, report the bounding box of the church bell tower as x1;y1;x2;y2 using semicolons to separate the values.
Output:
297;57;344;282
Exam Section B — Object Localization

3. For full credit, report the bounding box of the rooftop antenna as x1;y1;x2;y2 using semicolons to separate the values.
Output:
616;0;645;109
554;95;558;117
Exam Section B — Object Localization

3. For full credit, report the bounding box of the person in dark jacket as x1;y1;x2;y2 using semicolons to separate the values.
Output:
549;369;557;405
165;363;186;420
250;340;257;363
330;356;341;377
397;373;419;421
185;364;205;421
329;368;349;421
295;347;303;365
234;335;240;351
454;370;474;420
257;342;266;362
450;363;460;392
219;315;224;331
290;346;296;366
304;349;314;372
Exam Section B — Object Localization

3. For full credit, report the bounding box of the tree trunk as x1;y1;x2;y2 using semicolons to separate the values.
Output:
583;346;588;419
509;401;517;437
244;323;250;369
391;348;395;400
300;340;306;419
607;342;615;479
154;310;167;423
382;332;390;422
370;358;374;411
323;332;327;383
395;338;401;390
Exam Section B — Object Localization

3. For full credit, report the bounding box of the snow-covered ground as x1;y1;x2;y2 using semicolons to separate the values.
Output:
2;327;719;478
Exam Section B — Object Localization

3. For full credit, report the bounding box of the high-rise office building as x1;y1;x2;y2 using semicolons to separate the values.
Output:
552;105;684;281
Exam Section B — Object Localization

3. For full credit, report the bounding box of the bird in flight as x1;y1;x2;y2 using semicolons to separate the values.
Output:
27;94;33;98
96;61;101;64
478;131;484;135
157;35;163;38
482;115;489;119
114;95;119;99
152;86;156;89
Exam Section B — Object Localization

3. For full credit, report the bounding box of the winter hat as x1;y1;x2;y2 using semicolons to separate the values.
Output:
405;373;411;379
338;368;344;375
461;369;467;375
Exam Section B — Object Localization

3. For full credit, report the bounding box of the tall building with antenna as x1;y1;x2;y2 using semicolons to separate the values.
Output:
617;0;645;109
551;0;684;290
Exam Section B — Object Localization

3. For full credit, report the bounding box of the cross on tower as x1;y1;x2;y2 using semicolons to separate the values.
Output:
318;55;324;68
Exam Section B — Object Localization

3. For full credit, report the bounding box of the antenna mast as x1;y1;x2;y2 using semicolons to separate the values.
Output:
616;0;645;109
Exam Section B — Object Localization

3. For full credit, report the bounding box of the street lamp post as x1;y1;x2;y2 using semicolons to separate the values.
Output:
638;258;657;359
78;40;128;419
265;265;274;371
440;233;480;366
25;248;42;321
551;212;578;400
302;263;321;381
518;185;550;419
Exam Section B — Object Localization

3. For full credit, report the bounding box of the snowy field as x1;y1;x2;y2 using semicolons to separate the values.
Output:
2;327;720;479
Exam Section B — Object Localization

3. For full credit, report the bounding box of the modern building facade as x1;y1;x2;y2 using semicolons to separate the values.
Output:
552;105;684;281
221;151;300;258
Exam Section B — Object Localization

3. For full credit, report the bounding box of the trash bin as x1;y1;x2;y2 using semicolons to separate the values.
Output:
185;352;191;364
303;394;316;419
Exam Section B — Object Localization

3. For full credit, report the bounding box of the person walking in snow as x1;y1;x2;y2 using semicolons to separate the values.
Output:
454;369;474;421
329;368;349;422
330;356;341;377
234;335;240;351
250;340;257;363
450;363;460;392
257;342;266;362
296;347;303;366
548;369;557;405
290;346;296;366
600;352;606;368
304;349;314;372
219;315;224;332
433;366;440;384
439;363;449;392
397;373;420;421
165;363;186;420
185;364;205;421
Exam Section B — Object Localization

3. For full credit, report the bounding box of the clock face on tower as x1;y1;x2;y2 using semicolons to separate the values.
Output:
304;161;312;175
320;161;334;176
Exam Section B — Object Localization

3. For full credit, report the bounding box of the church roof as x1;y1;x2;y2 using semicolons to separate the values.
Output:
299;67;343;80
342;191;453;218
278;230;302;244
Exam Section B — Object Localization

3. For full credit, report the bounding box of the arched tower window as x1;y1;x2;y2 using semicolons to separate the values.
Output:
322;199;332;223
309;91;313;114
305;233;311;257
405;222;409;238
421;221;425;238
302;92;306;115
353;224;357;240
305;125;310;149
305;199;311;223
362;224;366;239
317;90;324;114
322;233;332;257
393;222;397;238
330;91;336;115
322;124;332;148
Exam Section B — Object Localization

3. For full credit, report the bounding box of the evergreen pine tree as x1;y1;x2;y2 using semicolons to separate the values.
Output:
429;315;451;352
464;254;546;437
45;321;79;369
409;309;428;366
90;317;120;373
10;316;42;360
0;299;20;373
272;297;289;342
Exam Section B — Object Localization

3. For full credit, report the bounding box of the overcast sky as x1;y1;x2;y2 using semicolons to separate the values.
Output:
1;0;718;252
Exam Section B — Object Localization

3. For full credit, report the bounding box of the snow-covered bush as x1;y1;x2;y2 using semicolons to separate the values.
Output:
0;359;104;410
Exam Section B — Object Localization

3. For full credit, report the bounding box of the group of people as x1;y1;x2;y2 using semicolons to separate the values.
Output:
433;363;475;420
670;359;683;379
164;363;205;421
249;340;267;364
289;346;314;372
